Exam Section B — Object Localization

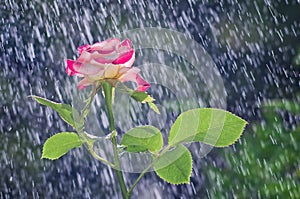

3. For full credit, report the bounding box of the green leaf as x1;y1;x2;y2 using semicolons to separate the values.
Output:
42;132;82;160
130;91;148;102
130;91;160;114
149;102;160;114
168;108;247;147
32;96;82;129
154;145;192;184
121;126;163;153
130;91;155;103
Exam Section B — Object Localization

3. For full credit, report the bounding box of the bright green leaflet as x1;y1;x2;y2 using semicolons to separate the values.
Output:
130;91;155;103
130;91;150;102
128;90;160;114
154;145;192;184
121;126;163;153
42;132;83;160
148;102;160;114
168;108;247;147
32;96;82;129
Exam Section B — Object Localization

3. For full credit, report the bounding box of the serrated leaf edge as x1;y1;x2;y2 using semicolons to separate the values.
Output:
168;108;248;147
154;145;192;185
42;132;82;160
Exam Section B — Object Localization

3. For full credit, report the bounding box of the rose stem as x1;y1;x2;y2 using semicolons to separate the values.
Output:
102;82;128;199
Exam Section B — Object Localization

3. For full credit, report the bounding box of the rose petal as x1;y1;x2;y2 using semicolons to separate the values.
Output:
119;67;150;91
119;38;132;49
78;44;90;54
72;52;105;76
78;77;93;90
66;60;84;77
67;38;146;91
90;51;119;65
122;51;135;68
119;67;140;83
91;38;120;53
118;67;130;75
93;55;116;64
136;74;150;92
88;70;105;81
74;63;104;76
66;60;76;76
77;51;92;63
104;65;120;78
104;38;121;46
116;39;133;56
112;50;134;65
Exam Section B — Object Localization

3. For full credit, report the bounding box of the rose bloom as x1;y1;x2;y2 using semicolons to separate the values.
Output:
66;38;150;91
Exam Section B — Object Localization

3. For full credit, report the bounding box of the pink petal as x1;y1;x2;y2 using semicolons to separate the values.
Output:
104;38;121;47
74;63;104;76
77;51;92;63
122;51;135;68
95;47;115;54
136;74;150;92
104;65;120;78
68;38;141;91
94;56;114;64
119;38;132;49
91;38;120;53
87;70;105;81
91;51;118;64
112;50;134;65
66;60;79;76
119;67;140;83
119;67;150;91
78;77;93;90
71;52;105;75
118;67;130;75
78;44;90;54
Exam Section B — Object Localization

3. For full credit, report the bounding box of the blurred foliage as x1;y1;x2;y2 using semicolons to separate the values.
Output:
204;96;300;198
293;46;300;67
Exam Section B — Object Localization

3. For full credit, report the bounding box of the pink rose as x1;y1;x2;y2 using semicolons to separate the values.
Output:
66;38;150;91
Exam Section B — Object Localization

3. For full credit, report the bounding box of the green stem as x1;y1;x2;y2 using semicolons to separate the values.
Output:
77;83;116;168
127;164;152;197
87;142;116;168
103;82;128;199
81;83;102;119
127;145;172;197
